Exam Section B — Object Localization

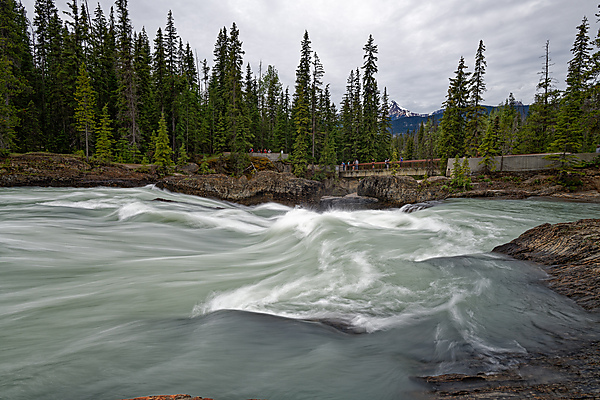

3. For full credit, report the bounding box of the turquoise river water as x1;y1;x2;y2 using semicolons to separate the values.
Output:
1;186;600;399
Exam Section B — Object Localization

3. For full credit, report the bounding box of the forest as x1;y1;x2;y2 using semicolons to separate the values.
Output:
1;0;600;177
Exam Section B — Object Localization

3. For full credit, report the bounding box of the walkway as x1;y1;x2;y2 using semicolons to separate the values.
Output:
338;159;441;178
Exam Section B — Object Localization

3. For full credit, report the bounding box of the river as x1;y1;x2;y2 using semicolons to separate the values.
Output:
1;186;599;400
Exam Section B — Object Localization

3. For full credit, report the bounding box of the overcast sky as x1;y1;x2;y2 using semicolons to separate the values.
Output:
20;0;599;113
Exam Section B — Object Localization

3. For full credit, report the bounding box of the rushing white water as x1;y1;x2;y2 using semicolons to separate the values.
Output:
1;186;599;400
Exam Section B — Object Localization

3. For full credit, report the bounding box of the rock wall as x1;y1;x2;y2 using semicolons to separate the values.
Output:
356;175;449;207
157;171;325;206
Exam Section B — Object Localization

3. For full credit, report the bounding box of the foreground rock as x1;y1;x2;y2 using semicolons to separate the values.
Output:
157;171;324;206
422;219;600;399
493;218;600;310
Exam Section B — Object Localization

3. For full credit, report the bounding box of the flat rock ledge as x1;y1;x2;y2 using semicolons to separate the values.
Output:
493;218;600;311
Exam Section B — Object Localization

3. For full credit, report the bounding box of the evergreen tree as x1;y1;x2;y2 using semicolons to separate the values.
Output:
439;56;471;169
153;112;173;167
1;0;36;151
33;0;67;151
310;51;324;161
90;3;117;124
226;22;246;152
378;87;392;159
261;64;282;149
165;10;178;74
244;63;259;150
465;40;487;156
555;16;592;153
115;0;140;160
208;27;229;153
133;28;154;154
360;34;380;161
478;115;499;173
291;31;312;175
95;104;113;161
0;55;22;153
73;63;96;160
518;40;559;154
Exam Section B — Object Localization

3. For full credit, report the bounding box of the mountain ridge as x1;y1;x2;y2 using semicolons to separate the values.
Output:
389;100;528;134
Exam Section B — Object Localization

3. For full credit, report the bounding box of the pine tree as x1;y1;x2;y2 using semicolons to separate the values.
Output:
478;115;499;174
465;40;487;156
133;29;153;155
208;27;229;153
378;87;392;160
439;56;471;170
548;17;592;172
556;16;592;153
95;104;113;161
261;64;282;149
291;31;312;175
89;3;117;124
226;22;247;159
1;0;36;152
361;34;380;161
310;52;324;161
73;63;96;160
518;41;559;154
33;0;67;151
165;10;178;74
153;113;173;168
115;0;139;160
0;55;22;154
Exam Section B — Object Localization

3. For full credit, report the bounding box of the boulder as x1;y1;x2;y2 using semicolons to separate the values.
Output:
319;193;379;210
157;171;325;206
357;175;448;207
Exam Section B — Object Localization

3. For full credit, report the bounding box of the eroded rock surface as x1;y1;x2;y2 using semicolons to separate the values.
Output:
157;171;324;206
357;175;449;207
493;218;600;311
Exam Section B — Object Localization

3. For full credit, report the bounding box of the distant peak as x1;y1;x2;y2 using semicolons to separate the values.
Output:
389;100;432;120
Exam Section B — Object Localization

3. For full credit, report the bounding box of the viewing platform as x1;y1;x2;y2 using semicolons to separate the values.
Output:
338;159;441;178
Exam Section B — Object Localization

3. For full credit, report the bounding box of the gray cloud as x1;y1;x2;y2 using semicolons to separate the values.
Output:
21;0;598;113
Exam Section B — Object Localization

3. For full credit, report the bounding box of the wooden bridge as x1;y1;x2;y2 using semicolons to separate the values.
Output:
338;159;441;178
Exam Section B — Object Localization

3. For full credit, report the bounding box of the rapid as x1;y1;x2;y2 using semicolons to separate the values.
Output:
1;186;599;399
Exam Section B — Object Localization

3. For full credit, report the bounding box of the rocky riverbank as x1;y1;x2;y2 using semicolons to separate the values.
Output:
494;219;600;311
1;153;599;208
420;218;600;399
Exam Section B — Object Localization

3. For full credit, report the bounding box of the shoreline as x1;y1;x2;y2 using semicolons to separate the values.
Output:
420;219;600;399
2;153;599;208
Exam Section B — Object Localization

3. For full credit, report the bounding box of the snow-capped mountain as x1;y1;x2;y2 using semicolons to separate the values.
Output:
389;100;427;120
388;100;442;120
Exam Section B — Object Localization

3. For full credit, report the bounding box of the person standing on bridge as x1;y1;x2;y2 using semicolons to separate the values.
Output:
354;159;359;170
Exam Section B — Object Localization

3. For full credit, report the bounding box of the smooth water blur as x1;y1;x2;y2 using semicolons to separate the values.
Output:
1;186;600;400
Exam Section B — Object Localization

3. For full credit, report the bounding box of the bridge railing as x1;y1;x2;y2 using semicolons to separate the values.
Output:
338;158;441;176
